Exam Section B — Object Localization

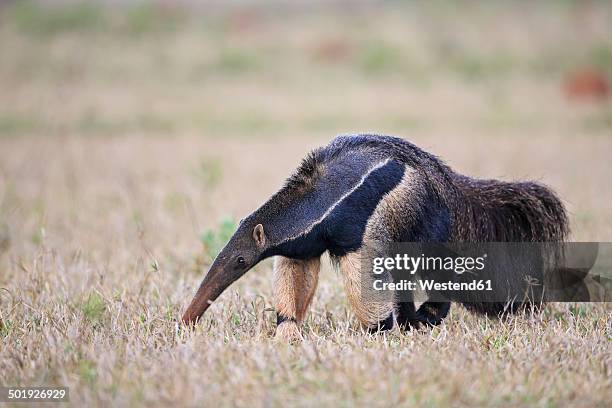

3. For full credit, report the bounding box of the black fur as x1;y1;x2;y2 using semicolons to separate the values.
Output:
277;314;297;326
396;301;451;329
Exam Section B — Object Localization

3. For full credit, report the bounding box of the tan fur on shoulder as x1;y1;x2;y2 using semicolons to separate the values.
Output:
364;165;418;242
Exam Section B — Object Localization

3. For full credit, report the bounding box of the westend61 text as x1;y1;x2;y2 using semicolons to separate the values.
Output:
373;279;493;292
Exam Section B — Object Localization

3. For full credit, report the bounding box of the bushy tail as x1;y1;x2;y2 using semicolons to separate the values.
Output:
453;177;569;315
454;177;569;243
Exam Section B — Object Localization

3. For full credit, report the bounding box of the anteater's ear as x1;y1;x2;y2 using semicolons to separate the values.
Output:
253;224;266;249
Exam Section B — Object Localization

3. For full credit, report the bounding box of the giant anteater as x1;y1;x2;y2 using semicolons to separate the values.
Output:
182;134;568;339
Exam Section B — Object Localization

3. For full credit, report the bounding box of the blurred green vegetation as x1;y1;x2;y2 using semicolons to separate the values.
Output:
81;292;107;327
213;49;260;73
9;1;104;35
78;359;98;386
8;0;184;35
193;157;224;189
0;317;12;338
201;217;237;261
581;111;612;132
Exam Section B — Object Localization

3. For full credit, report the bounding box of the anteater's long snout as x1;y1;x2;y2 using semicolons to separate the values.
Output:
182;276;217;325
182;259;245;325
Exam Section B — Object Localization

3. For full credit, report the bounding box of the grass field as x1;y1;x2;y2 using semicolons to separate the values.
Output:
0;1;611;406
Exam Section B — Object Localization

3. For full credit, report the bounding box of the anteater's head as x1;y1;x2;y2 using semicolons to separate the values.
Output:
181;149;328;326
182;220;268;325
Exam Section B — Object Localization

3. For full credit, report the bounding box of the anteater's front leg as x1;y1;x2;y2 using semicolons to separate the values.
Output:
338;251;395;332
273;256;320;341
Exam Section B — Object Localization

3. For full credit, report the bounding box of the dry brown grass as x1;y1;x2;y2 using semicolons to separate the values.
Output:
0;2;611;407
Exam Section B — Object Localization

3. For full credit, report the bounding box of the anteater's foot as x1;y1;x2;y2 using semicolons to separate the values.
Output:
274;321;302;342
366;313;395;334
415;301;450;326
396;302;421;330
396;301;450;330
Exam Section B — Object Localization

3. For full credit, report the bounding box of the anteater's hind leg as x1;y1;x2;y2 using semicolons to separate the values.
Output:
273;256;320;341
415;301;451;326
396;301;451;330
396;302;419;330
338;251;395;333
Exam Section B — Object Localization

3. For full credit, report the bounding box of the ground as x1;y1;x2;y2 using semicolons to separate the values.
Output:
0;2;610;407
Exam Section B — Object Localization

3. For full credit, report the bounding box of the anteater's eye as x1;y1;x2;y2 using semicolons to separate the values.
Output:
237;256;246;266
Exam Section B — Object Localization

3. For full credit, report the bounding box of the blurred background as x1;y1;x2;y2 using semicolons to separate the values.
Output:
2;0;610;137
0;0;612;255
0;0;611;264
